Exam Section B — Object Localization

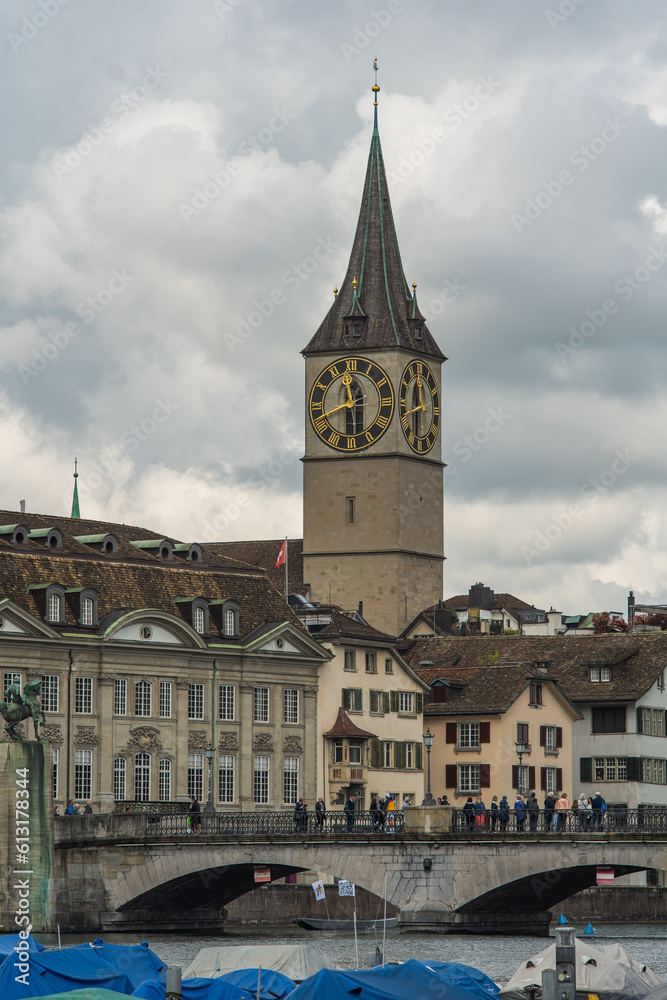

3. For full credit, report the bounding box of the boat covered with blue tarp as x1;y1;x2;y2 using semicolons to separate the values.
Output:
289;960;501;1000
0;934;45;965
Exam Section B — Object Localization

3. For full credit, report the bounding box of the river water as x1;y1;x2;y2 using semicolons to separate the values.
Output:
41;923;667;985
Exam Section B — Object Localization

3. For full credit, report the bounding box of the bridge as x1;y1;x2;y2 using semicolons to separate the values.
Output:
49;809;667;935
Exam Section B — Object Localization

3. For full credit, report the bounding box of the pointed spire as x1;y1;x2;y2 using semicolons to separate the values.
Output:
302;71;445;361
372;57;380;131
71;458;81;519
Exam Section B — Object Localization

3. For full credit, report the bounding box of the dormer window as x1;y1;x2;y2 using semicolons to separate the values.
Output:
28;527;63;549
0;523;29;546
74;533;118;555
193;606;205;634
223;602;239;637
590;666;612;683
173;543;204;563
130;538;174;559
81;597;94;626
174;596;209;635
65;587;99;627
414;325;423;340
48;593;61;622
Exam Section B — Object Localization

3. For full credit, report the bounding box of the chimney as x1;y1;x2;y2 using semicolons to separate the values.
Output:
19;500;26;513
628;590;635;630
358;601;363;617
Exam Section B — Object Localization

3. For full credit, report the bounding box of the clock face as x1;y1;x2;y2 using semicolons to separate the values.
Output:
398;360;440;454
309;356;395;452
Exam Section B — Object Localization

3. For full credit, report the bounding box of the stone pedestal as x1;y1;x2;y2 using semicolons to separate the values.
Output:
402;805;452;834
0;741;53;933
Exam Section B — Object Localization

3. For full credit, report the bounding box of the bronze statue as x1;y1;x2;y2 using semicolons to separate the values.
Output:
0;679;45;740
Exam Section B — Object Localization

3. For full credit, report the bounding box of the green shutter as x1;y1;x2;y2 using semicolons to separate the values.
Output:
370;738;380;767
390;690;399;713
370;690;378;713
382;691;390;714
415;742;423;770
342;689;350;710
415;692;423;714
394;741;406;769
354;688;363;711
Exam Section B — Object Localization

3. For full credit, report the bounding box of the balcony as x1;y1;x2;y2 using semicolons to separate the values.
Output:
329;764;367;785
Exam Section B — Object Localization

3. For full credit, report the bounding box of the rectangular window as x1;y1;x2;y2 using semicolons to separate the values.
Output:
617;757;628;781
283;688;299;724
135;681;151;717
159;759;171;801
188;683;204;720
75;677;92;714
459;722;480;748
3;672;21;696
591;666;613;682
369;690;382;714
349;741;362;764
334;740;343;764
81;597;94;626
529;683;543;706
159;681;171;719
224;608;236;636
517;764;530;793
641;708;665;737
41;675;59;713
606;758;617;781
254;755;269;804
114;678;126;716
75;748;92;800
458;764;480;792
114;757;126;801
254;686;269;722
48;593;61;622
398;691;414;714
517;723;529;745
344;650;356;671
594;756;628;781
346;497;355;524
406;742;413;768
193;605;205;634
219;684;235;721
283;756;299;804
52;748;58;799
544;725;555;751
365;652;377;674
219;754;235;803
383;741;392;767
385;658;393;674
342;688;363;712
188;753;203;800
592;706;626;733
134;752;150;801
544;766;556;792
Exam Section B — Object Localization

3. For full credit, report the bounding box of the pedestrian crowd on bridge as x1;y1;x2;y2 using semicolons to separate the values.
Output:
460;790;607;832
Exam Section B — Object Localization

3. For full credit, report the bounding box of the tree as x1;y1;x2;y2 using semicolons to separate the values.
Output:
592;612;629;634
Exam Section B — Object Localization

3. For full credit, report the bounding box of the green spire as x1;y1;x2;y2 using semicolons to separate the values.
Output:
71;458;80;519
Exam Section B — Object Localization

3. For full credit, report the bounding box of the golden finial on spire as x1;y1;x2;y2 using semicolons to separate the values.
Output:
412;281;417;293
353;276;358;290
333;286;338;298
372;57;380;113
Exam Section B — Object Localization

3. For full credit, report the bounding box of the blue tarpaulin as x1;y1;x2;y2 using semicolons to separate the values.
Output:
0;941;165;1000
412;961;500;1000
0;935;45;964
218;969;296;999
290;961;499;1000
132;979;249;1000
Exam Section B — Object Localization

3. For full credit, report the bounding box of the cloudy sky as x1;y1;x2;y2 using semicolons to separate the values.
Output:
1;0;667;617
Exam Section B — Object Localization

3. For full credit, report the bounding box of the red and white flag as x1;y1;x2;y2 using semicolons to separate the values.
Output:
596;867;614;885
275;541;286;568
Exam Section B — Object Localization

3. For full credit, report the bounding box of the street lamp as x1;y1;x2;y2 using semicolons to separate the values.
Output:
203;743;216;815
422;728;435;807
515;739;527;796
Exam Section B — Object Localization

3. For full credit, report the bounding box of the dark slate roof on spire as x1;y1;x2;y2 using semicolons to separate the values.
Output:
303;124;445;360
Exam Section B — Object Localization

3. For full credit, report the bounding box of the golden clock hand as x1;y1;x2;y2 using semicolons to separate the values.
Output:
322;399;354;419
403;404;426;416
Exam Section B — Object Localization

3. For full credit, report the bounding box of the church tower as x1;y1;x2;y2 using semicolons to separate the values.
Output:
302;65;446;637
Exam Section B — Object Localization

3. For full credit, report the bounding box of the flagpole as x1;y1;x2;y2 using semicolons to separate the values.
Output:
353;892;359;969
382;869;387;964
284;536;288;600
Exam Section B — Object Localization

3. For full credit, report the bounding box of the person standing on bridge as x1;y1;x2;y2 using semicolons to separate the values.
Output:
514;794;526;832
544;791;555;832
345;793;355;831
490;795;499;832
499;795;509;832
527;792;540;832
556;791;570;832
315;796;326;832
189;796;201;833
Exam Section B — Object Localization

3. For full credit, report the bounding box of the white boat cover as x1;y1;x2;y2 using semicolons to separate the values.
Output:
184;945;336;983
500;938;660;1000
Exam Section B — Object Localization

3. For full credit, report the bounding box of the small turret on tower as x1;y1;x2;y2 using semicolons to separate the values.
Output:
71;459;81;519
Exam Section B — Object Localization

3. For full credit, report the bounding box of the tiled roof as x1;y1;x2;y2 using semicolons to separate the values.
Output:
0;515;302;642
401;634;667;705
323;707;376;739
443;593;536;612
202;539;304;595
302;119;445;361
416;663;557;715
315;609;396;643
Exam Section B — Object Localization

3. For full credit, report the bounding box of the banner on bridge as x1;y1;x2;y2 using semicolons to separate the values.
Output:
312;880;325;900
254;866;271;883
596;867;614;885
338;880;355;896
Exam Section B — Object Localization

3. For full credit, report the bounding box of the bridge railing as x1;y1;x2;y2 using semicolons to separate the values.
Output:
452;806;667;834
146;809;404;836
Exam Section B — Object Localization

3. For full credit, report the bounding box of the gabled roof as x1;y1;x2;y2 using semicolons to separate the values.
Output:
415;663;578;717
443;593;537;613
315;609;396;643
323;707;376;739
302;98;444;361
400;634;667;704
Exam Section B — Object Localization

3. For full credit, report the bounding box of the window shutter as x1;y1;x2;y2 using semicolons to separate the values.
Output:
370;739;380;767
529;766;536;790
355;689;363;711
580;757;592;782
342;689;350;710
626;757;640;781
446;722;457;744
415;692;423;714
445;764;457;788
394;742;406;769
480;721;490;743
511;765;519;789
390;690;399;713
556;727;563;748
637;708;643;734
480;763;490;788
382;691;390;714
556;768;563;790
539;726;546;747
540;767;547;791
415;742;423;769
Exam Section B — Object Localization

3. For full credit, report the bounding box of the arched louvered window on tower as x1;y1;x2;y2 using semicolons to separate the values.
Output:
344;380;364;435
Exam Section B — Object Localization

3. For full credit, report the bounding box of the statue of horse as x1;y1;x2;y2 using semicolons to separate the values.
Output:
0;679;45;741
